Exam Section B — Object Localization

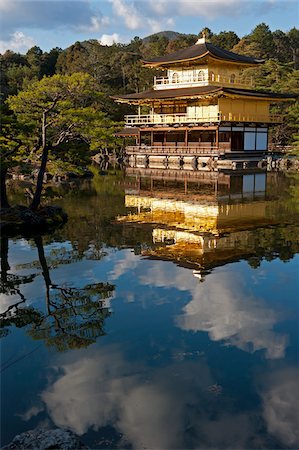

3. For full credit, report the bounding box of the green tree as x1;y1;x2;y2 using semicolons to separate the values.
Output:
272;30;292;63
199;27;213;40
211;31;240;50
0;112;34;208
288;27;299;69
25;46;43;78
6;73;117;210
41;47;62;77
250;23;275;58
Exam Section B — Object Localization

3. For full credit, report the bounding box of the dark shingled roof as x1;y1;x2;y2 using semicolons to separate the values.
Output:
115;127;139;136
113;86;296;101
143;42;264;66
223;88;296;99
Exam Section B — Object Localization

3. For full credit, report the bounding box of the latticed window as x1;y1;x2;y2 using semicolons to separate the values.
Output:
210;72;215;82
230;74;236;84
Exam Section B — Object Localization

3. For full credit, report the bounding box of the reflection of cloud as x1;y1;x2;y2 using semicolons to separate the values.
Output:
262;368;299;447
42;348;128;435
176;272;288;359
41;346;263;449
0;293;19;314
109;253;288;359
19;404;44;421
139;261;194;292
108;249;139;281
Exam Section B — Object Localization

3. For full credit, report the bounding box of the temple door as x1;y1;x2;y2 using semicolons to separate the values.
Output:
231;131;244;151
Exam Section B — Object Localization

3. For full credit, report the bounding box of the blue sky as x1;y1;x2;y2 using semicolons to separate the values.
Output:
0;0;298;54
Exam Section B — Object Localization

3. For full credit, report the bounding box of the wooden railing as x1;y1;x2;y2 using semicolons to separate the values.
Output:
126;145;221;156
221;113;282;123
125;112;282;126
125;113;221;126
154;74;253;90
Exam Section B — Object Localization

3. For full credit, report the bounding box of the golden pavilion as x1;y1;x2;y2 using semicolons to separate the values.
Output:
114;34;295;164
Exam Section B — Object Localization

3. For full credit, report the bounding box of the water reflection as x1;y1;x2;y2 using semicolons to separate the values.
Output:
119;168;299;275
1;168;298;449
176;271;288;359
39;346;299;449
0;235;114;351
261;367;299;448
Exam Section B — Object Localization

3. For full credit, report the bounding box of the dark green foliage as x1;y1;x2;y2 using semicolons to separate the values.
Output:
250;23;275;59
211;31;240;50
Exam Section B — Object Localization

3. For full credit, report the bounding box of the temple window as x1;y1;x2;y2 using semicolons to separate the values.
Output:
198;70;204;82
210;72;215;82
200;131;216;143
219;132;230;142
172;72;179;83
230;74;236;84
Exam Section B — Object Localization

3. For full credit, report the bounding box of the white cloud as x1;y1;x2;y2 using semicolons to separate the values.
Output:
166;17;175;27
77;15;110;33
99;32;120;45
110;0;142;30
144;0;248;20
0;0;108;40
0;31;35;54
147;19;163;34
110;0;177;34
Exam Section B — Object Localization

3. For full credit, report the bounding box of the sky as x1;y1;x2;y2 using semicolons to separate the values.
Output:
0;0;298;54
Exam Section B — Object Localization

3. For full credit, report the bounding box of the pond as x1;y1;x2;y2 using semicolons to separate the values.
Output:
1;168;299;449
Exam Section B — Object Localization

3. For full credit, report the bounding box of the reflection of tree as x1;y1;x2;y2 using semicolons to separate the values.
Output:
0;235;114;351
28;282;113;351
0;236;38;338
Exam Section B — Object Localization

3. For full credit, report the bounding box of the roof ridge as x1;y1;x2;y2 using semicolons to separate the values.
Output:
143;41;263;66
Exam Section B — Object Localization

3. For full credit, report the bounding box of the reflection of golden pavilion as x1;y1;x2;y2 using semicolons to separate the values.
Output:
121;194;272;235
117;169;298;276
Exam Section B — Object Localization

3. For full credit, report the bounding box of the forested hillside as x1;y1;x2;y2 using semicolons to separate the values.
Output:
1;23;299;143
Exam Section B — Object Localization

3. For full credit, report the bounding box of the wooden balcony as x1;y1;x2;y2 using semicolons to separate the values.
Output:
125;112;282;126
154;74;253;90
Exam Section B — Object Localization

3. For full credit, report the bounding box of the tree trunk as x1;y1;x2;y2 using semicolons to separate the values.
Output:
30;112;48;210
35;236;52;287
34;236;52;314
293;48;299;70
1;236;10;284
0;166;10;209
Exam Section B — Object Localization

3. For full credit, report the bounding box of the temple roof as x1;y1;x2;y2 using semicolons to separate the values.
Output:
143;42;264;67
115;127;139;136
113;86;296;102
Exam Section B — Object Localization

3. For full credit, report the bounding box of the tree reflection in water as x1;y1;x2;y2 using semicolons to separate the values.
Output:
0;235;114;351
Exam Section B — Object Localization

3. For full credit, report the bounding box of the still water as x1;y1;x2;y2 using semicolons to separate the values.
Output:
1;168;299;449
